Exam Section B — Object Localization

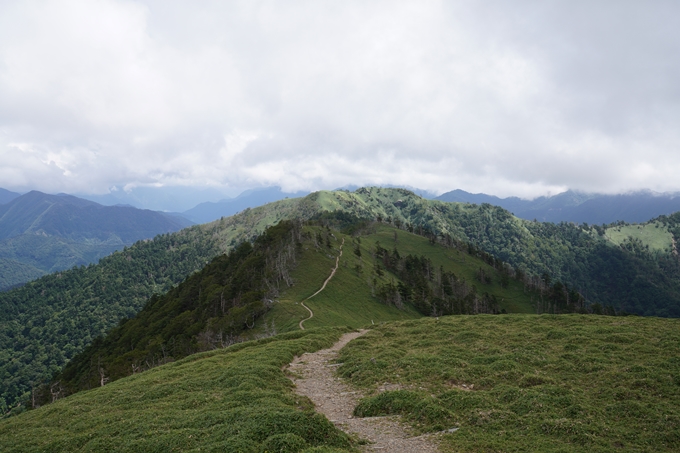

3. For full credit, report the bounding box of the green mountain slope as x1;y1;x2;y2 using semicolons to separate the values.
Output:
50;221;305;398
0;226;222;413
0;258;44;290
125;186;680;318
0;234;122;281
265;221;537;335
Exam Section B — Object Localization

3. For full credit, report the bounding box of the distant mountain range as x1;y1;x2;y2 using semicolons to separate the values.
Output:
76;185;231;212
181;186;310;223
436;189;680;224
0;191;193;290
5;185;680;227
0;188;20;205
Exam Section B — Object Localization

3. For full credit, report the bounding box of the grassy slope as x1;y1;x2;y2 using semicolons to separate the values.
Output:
605;222;673;252
260;223;535;336
259;226;421;334
340;315;680;452
5;313;678;452
0;328;356;453
358;224;535;314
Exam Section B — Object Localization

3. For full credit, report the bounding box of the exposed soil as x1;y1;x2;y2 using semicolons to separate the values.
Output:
288;330;440;452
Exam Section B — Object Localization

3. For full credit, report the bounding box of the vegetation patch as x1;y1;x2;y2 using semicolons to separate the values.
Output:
339;315;680;452
605;222;673;252
0;328;356;452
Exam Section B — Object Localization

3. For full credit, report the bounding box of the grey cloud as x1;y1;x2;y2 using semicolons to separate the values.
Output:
0;0;679;199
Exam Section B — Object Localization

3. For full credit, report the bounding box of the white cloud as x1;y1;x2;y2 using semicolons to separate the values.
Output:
1;0;679;200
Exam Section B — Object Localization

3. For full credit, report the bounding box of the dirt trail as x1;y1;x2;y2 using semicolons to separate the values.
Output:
299;238;344;330
288;331;440;452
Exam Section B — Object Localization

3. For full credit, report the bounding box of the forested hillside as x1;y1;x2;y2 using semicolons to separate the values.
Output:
0;227;221;414
45;221;303;402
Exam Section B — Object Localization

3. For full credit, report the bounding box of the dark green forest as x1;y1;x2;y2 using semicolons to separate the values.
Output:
0;227;220;414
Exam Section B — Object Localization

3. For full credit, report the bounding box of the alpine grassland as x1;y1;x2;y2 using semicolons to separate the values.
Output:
261;224;421;333
339;315;680;452
0;327;356;453
605;222;674;252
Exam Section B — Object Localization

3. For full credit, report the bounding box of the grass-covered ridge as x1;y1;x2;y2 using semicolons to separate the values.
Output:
339;315;680;452
605;222;673;253
259;218;545;336
0;328;356;452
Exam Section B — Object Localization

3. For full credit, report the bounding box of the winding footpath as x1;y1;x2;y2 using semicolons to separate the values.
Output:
288;331;440;452
299;238;345;330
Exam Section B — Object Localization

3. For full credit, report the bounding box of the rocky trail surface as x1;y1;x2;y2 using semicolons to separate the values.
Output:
288;330;440;452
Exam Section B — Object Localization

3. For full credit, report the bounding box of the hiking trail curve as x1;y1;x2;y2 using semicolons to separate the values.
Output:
299;238;344;330
288;330;440;452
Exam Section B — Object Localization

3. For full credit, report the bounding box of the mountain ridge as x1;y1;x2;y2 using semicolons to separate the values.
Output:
181;186;310;223
437;188;680;224
0;188;21;205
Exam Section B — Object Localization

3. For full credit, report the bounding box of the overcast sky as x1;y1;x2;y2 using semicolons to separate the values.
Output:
1;0;679;200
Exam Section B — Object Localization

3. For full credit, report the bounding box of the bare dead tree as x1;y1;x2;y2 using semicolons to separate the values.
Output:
96;356;109;387
50;381;62;403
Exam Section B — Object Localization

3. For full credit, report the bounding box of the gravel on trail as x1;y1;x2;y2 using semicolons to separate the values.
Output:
288;330;440;452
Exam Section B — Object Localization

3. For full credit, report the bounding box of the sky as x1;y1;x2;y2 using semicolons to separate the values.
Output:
1;0;679;204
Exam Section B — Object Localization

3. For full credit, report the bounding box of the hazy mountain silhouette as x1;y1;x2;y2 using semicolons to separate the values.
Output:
0;191;194;290
0;188;20;205
437;189;680;224
182;186;310;223
0;191;193;242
